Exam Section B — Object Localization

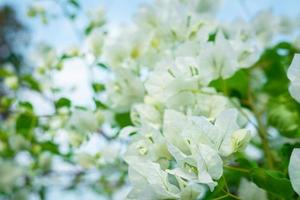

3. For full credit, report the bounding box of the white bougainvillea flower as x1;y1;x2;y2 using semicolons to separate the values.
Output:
163;109;251;157
145;61;199;105
130;103;161;128
288;148;300;195
287;54;300;103
145;56;214;106
0;160;23;192
194;144;223;190
163;109;192;154
187;87;231;120
251;10;280;47
125;157;181;199
126;156;206;200
197;31;239;80
68;109;104;133
162;109;250;189
106;68;145;112
166;143;220;191
85;28;105;57
104;27;154;69
75;152;96;169
231;39;259;68
211;109;251;156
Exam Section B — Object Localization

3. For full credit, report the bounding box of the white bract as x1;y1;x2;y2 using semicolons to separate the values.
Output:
287;54;300;103
106;68;145;112
289;148;300;196
68;109;104;133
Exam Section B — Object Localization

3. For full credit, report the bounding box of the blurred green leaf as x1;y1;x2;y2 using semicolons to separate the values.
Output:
210;69;250;99
19;101;33;111
251;168;294;198
94;98;108;109
55;97;71;109
96;62;109;69
267;94;300;137
92;82;105;93
0;69;12;77
68;0;80;8
16;112;37;135
40;141;60;154
115;112;132;127
21;74;41;91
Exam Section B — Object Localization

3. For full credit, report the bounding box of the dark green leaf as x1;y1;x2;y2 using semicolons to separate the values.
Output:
94;98;108;109
21;75;41;91
210;69;250;99
40;141;60;154
55;97;71;109
251;168;294;199
96;62;109;69
0;68;12;77
16;112;38;135
85;23;94;35
115;112;132;127
92;82;105;93
68;0;80;8
19;101;33;111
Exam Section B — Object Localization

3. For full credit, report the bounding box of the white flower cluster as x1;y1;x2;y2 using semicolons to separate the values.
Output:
123;108;251;199
92;0;300;199
100;1;298;114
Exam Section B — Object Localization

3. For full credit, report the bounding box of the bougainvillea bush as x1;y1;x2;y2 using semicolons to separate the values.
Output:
1;0;300;199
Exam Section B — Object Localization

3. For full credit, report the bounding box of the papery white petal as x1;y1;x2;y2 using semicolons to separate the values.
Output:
126;157;180;199
287;54;300;102
163;109;190;153
288;148;300;195
289;81;300;103
191;144;223;191
288;54;300;82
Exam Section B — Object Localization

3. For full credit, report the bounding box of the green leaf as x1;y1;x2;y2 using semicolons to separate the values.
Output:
68;0;80;8
92;82;105;93
55;97;71;109
267;94;300;137
251;168;294;199
210;69;250;99
93;98;108;109
258;42;296;96
19;101;34;111
21;75;41;91
115;112;132;127
96;62;109;69
85;23;94;35
40;141;60;154
16;112;38;135
0;68;12;78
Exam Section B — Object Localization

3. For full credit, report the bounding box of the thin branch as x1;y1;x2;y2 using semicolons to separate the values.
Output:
248;92;274;169
224;165;250;173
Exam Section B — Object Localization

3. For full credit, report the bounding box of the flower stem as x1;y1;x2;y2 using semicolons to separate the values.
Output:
248;92;274;169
